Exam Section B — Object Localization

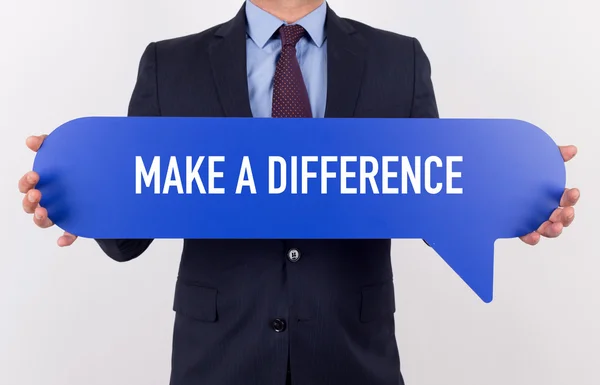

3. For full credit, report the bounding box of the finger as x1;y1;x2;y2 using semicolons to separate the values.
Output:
539;221;563;238
557;206;575;227
58;232;78;247
559;145;577;162
547;207;563;223
560;188;580;207
33;206;54;228
520;207;570;244
520;232;541;245
18;171;39;193
26;135;48;152
22;189;41;214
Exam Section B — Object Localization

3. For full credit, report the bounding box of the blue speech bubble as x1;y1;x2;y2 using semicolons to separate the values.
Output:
32;117;566;302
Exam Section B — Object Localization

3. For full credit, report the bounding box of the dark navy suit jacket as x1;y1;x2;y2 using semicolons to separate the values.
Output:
96;4;438;385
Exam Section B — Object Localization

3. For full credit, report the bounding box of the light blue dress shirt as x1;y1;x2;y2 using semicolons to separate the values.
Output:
245;0;328;118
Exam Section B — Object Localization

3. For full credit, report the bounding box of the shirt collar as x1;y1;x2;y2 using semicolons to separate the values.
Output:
245;0;327;49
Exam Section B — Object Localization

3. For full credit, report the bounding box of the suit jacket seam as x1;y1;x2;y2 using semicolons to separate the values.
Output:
409;37;417;117
152;42;163;116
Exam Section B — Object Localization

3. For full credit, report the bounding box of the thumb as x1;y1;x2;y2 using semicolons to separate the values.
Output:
57;232;78;247
26;134;48;153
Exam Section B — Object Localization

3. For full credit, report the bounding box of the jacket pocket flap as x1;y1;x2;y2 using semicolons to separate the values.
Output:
360;280;396;323
173;281;218;322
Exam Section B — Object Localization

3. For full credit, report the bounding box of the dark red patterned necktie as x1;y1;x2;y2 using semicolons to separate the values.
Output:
271;25;312;118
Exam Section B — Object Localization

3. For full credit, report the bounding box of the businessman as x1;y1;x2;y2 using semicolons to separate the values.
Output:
18;1;580;384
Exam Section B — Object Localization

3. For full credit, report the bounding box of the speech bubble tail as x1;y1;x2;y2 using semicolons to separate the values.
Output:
428;237;496;303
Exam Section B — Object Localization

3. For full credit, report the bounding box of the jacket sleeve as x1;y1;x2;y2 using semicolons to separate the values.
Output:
94;43;160;262
410;38;439;119
410;38;438;248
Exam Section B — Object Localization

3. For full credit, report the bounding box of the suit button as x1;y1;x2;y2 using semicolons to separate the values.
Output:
287;248;301;262
272;318;286;332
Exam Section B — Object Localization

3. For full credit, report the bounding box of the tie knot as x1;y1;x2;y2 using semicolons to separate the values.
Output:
279;24;306;47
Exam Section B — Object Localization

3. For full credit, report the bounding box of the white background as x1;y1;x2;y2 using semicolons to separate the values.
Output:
1;0;599;384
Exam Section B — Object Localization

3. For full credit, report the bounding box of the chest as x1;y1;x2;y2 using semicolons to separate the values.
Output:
157;49;413;119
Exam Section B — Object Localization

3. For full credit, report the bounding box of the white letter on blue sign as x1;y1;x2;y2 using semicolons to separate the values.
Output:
382;156;399;194
340;156;357;194
401;156;421;194
186;156;206;194
321;156;337;194
163;156;184;194
301;156;319;194
236;156;256;194
424;156;442;194
359;156;379;194
208;156;225;194
135;156;161;194
269;156;286;194
446;156;463;194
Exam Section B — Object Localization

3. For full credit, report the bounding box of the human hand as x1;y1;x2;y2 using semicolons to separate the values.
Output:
19;135;78;247
520;145;580;245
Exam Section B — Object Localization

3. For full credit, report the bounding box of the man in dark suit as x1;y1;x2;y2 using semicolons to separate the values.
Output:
19;1;580;384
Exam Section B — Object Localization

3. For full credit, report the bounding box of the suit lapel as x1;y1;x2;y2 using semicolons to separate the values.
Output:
207;5;366;118
324;7;367;118
208;6;253;117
